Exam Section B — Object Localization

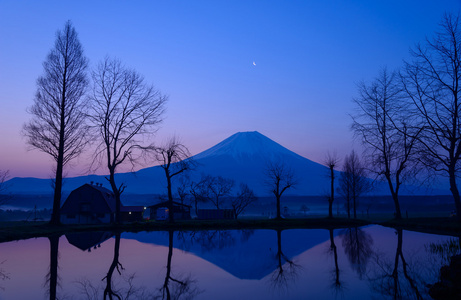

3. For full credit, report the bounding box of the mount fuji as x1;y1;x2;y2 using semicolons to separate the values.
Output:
7;131;332;196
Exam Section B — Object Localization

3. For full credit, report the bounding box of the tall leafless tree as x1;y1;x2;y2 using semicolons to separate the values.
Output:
352;67;419;220
324;152;340;218
231;183;257;219
206;175;234;210
402;13;461;220
338;150;372;219
23;21;89;225
154;137;194;223
89;57;166;224
265;160;297;220
189;176;211;216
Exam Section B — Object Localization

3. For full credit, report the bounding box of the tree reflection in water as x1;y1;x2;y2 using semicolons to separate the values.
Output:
46;235;60;300
327;229;344;296
269;229;301;292
157;230;201;300
369;229;424;300
103;232;124;299
341;226;373;279
76;232;151;299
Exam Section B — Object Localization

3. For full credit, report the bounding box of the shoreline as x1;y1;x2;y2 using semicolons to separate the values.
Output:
0;217;460;243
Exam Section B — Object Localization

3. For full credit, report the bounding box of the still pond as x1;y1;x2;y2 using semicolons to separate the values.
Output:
0;225;458;299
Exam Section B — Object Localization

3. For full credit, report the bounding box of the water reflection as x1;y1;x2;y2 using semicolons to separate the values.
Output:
328;229;343;294
341;227;374;279
427;237;461;299
269;229;301;292
46;235;59;300
368;229;424;300
1;226;459;299
157;230;201;300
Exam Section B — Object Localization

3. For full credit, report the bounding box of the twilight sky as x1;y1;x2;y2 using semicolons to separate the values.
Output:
1;0;460;179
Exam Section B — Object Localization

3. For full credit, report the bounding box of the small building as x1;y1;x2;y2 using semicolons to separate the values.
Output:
60;183;144;224
197;209;235;220
148;201;191;221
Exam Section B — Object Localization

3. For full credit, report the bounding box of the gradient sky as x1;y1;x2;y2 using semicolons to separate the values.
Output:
1;0;460;179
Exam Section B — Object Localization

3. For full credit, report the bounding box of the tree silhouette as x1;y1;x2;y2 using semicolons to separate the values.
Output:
341;227;373;278
265;161;297;220
103;233;123;300
402;13;461;221
157;230;201;300
324;152;340;218
369;229;424;299
206;176;234;210
45;235;60;300
269;229;300;292
231;183;257;219
338;151;372;219
153;137;194;223
89;57;166;224
327;229;344;295
352;67;419;220
189;176;211;217
23;21;89;225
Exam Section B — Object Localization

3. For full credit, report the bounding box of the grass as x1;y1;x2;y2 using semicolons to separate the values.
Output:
1;215;460;243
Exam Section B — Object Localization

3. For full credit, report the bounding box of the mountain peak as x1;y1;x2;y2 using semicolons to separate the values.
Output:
193;131;302;161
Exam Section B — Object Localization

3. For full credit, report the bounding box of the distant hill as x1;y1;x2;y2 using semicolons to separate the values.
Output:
5;131;450;200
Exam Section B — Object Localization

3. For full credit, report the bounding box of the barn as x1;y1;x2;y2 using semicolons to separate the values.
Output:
60;183;144;224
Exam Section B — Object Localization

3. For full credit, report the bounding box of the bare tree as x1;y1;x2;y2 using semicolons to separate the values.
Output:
206;175;234;210
89;57;166;224
189;177;210;216
402;13;461;220
265;160;296;220
352;67;419;220
154;137;194;223
338;150;372;219
176;175;190;206
23;21;89;225
324;152;340;218
231;183;257;219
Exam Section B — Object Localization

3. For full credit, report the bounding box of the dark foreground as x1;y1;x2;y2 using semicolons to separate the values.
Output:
0;217;460;243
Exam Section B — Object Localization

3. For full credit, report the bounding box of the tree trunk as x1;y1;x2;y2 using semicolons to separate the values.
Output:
329;166;334;218
48;235;59;300
276;195;281;219
448;166;461;222
109;170;121;224
166;170;174;223
50;162;63;225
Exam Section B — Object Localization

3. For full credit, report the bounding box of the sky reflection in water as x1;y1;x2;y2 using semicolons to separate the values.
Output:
0;225;458;299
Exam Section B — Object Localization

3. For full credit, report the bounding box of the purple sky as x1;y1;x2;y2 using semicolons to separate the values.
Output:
1;1;460;179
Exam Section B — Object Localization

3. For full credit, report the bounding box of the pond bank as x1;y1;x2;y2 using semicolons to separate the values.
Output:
0;217;460;243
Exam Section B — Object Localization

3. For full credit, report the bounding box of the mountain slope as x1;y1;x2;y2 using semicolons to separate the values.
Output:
7;131;331;197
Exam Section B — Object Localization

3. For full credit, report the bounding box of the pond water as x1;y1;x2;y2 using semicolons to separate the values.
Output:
0;225;458;300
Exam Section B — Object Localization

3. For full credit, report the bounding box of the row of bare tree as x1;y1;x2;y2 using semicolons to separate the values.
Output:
23;21;167;225
350;13;461;221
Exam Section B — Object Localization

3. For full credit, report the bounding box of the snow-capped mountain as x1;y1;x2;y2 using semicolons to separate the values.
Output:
7;131;331;196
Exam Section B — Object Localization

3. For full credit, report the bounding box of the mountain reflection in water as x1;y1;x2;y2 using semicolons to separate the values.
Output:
0;225;459;300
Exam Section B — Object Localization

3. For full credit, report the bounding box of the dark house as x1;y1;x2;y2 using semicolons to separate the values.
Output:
61;183;144;224
148;201;191;221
